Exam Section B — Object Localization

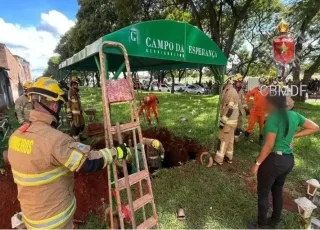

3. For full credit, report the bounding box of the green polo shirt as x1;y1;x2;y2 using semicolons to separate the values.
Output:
263;110;306;154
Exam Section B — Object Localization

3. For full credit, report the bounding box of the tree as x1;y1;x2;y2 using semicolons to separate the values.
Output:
43;56;61;80
286;0;320;101
229;0;283;77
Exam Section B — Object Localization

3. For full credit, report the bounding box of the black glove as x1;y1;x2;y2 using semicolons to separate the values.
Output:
245;108;250;116
116;144;128;160
67;112;73;121
157;100;160;104
219;119;226;129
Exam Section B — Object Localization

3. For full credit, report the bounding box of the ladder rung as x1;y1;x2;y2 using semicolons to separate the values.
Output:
118;170;149;190
111;122;139;134
137;216;157;229
128;194;153;211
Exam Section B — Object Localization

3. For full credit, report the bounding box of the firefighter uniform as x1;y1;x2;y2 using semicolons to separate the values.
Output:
143;138;165;170
138;94;159;124
233;74;248;142
67;76;85;140
245;78;267;139
129;138;165;173
15;82;33;124
214;77;239;164
8;77;128;229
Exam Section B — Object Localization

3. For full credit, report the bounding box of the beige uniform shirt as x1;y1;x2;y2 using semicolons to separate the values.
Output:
220;83;239;127
15;95;33;124
142;138;165;169
8;110;114;229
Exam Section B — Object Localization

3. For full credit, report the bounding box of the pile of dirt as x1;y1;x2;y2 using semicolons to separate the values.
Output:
0;168;19;229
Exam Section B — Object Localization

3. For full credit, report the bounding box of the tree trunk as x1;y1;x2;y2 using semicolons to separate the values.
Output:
199;67;203;83
147;73;153;91
95;72;100;87
169;71;175;94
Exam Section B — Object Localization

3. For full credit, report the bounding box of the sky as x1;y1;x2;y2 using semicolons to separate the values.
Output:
0;0;78;78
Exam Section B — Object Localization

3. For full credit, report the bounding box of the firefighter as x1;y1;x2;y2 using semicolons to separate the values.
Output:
233;73;249;142
129;138;165;173
214;75;239;165
245;77;268;145
15;81;33;125
8;77;130;229
143;138;165;171
138;94;159;125
67;76;85;141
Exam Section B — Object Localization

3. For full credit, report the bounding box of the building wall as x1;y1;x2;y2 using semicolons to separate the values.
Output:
0;44;31;103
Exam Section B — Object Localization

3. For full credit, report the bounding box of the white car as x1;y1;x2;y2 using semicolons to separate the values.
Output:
185;85;205;94
174;83;186;92
158;84;171;92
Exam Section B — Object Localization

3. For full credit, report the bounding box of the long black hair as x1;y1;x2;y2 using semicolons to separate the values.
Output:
266;88;289;137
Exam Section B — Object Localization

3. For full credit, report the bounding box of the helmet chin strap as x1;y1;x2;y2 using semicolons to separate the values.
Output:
37;101;62;128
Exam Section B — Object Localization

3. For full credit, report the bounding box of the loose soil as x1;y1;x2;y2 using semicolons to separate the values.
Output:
0;127;205;228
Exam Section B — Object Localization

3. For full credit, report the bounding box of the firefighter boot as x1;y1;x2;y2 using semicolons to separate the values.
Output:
244;131;253;142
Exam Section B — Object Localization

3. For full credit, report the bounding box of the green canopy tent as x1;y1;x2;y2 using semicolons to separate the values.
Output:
59;20;227;75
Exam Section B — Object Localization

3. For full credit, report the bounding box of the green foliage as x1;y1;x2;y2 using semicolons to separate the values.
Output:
166;8;192;23
42;56;61;80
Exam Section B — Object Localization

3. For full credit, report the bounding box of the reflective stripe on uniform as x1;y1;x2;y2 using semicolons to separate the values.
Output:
70;99;78;103
23;197;76;229
99;149;113;168
12;167;69;186
226;120;238;125
64;150;83;171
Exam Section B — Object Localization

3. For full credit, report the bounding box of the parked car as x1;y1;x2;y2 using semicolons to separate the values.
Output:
174;83;186;92
134;82;143;90
159;84;171;92
185;85;205;94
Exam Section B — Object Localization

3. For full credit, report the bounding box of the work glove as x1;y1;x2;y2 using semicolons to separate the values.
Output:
67;112;73;121
219;116;227;129
245;108;250;116
115;144;129;160
219;120;225;129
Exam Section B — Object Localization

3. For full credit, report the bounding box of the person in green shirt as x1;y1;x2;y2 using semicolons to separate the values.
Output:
248;89;319;229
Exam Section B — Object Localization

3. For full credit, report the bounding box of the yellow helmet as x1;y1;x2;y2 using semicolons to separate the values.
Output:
233;73;243;82
23;81;33;89
152;139;160;150
28;77;66;102
71;76;79;84
223;75;232;85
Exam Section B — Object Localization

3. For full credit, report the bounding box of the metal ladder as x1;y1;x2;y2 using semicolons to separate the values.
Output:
99;41;159;229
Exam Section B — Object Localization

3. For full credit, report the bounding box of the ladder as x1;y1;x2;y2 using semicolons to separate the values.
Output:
98;41;159;229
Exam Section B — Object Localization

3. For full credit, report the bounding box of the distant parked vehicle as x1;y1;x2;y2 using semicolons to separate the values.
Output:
174;83;186;92
134;82;143;90
185;85;205;94
159;84;171;92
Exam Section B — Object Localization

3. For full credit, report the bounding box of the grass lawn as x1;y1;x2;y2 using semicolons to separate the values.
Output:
1;87;319;229
79;87;320;229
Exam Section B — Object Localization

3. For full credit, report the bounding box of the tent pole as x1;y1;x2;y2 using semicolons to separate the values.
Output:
94;55;101;73
113;62;125;79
